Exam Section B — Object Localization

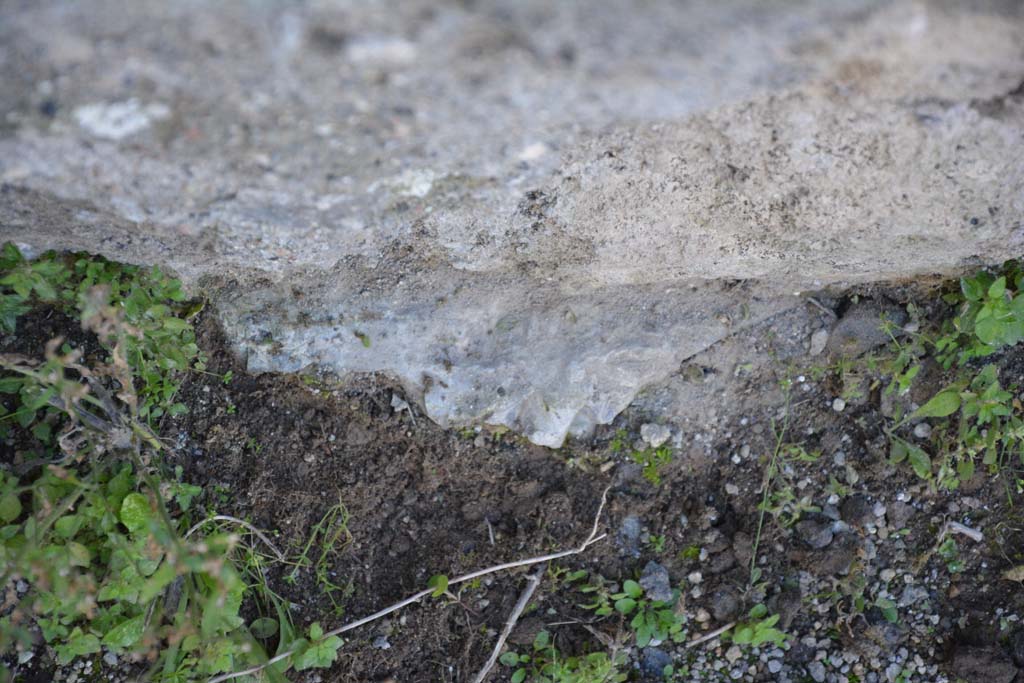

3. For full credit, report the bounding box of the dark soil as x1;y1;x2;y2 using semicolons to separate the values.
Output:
5;293;1024;683
169;314;619;683
165;306;1024;683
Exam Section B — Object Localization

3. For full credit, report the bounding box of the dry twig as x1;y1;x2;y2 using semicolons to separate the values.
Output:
208;486;611;683
471;567;543;683
943;520;984;543
184;514;285;562
685;621;736;649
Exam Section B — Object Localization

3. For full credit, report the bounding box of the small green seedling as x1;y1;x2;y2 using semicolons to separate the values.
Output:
647;535;666;553
609;580;687;648
291;622;344;670
428;574;449;597
936;267;1024;368
937;537;964;574
500;630;627;683
727;604;789;648
629;446;673;485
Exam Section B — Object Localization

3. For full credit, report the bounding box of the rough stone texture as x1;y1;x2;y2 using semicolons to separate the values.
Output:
1;1;1023;445
639;561;674;603
796;518;835;549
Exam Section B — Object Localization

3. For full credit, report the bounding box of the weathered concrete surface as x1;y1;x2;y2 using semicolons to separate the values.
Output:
1;1;1023;445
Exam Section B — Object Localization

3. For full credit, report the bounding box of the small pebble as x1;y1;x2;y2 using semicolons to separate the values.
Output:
832;398;846;412
640;423;672;448
810;328;829;356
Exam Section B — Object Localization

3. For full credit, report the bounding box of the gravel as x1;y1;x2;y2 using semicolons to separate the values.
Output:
796;519;835;549
639;561;674;603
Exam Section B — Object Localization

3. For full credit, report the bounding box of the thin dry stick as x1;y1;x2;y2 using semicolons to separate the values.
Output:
185;514;285;562
471;567;543;683
944;520;984;542
208;487;611;683
685;621;736;649
804;296;838;320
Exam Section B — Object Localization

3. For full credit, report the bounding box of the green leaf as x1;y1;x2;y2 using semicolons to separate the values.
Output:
622;579;643;599
309;622;324;641
273;599;297;663
138;562;177;604
31;421;52;442
427;574;449;598
911;390;961;419
976;316;1001;345
67;541;91;567
875;598;899;624
906;445;932;480
119;493;152;533
16;407;36;428
733;626;754;644
988;276;1007;299
55;515;83;539
102;615;146;649
294;634;343;670
32;277;57;301
749;603;768;619
57;628;101;665
162;317;192;333
0;493;21;523
0;377;23;393
172;482;202;512
890;439;909;464
957;458;976;483
500;652;521;666
511;669;527;683
614;598;637;614
533;630;550;650
962;276;985;301
97;564;142;603
0;242;24;269
251;617;278;640
107;465;133;501
202;578;245;637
